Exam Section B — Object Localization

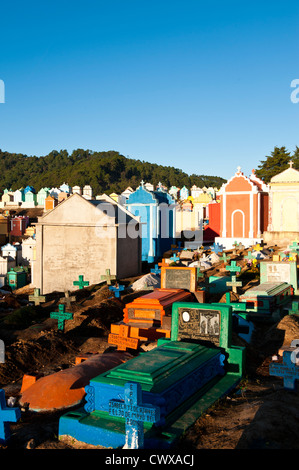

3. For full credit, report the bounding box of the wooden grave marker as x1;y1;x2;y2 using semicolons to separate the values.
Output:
29;288;46;306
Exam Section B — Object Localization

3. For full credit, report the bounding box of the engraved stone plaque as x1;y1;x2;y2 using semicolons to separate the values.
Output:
177;307;221;345
164;268;192;290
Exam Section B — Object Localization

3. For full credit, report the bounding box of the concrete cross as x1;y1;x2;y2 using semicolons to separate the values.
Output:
158;259;169;268
288;301;299;316
50;304;73;331
245;251;255;261
219;252;230;264
101;269;117;286
59;291;76;309
109;382;160;449
109;283;125;299
73;275;89;290
269;349;299;390
150;264;161;275
0;389;21;444
211;242;223;255
253;243;263;252
226;275;242;294
289;241;299;253
169;253;180;263
108;324;139;351
28;288;46;306
225;261;241;276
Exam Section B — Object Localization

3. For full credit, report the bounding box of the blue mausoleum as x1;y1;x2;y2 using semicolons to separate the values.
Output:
126;182;176;263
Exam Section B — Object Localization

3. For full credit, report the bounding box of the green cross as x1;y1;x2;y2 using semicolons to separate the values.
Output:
73;275;89;289
29;288;46;306
289;242;299;253
225;261;241;276
50;304;73;331
219;252;230;263
101;269;116;286
288;301;299;315
226;275;242;294
245;251;255;261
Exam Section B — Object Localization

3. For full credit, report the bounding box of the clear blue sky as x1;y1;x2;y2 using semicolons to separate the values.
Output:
0;0;298;181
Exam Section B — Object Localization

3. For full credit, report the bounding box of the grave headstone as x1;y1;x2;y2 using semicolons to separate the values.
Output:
109;381;160;449
100;269;116;286
226;275;242;294
108;324;139;351
50;304;73;331
260;260;298;294
59;291;76;309
109;284;125;299
160;265;198;292
269;349;299;390
225;261;241;277
0;389;21;444
28;288;46;306
73;275;89;290
219;252;230;264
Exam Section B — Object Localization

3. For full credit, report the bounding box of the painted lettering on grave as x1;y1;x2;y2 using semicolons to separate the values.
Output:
108;333;139;350
177;307;221;345
266;263;291;284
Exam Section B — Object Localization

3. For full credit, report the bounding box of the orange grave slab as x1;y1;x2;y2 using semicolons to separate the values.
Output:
108;288;193;348
123;288;193;325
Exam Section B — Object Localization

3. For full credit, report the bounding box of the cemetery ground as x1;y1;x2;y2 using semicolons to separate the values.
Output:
1;256;299;451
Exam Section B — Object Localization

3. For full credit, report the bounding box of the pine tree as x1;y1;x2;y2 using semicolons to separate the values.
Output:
255;146;291;182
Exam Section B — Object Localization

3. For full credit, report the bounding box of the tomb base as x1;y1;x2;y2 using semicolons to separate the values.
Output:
59;340;243;448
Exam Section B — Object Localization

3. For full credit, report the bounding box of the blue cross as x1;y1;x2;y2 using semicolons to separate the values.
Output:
0;389;21;444
269;350;299;390
169;253;180;263
150;264;161;275
109;382;160;449
176;241;182;252
211;242;223;255
109;284;125;299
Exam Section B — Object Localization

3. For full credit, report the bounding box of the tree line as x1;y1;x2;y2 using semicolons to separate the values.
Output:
0;149;226;195
255;146;299;182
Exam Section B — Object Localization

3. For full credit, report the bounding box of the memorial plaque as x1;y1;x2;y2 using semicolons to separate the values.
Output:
176;307;221;345
266;263;291;284
161;266;197;291
171;302;232;350
108;333;139;351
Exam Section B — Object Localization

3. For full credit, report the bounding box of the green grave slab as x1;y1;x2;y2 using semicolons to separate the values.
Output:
238;281;293;321
59;341;227;448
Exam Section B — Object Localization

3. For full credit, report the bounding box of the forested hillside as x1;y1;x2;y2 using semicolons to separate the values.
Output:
0;149;226;194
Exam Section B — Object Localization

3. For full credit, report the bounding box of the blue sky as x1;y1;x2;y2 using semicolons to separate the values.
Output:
0;0;298;181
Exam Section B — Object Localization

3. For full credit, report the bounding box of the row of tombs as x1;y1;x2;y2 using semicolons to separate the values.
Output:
2;244;299;449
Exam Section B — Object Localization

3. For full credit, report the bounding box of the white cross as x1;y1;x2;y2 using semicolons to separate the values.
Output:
290;160;294;168
237;166;241;173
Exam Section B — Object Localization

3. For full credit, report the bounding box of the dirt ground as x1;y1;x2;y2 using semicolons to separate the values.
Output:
1;255;299;452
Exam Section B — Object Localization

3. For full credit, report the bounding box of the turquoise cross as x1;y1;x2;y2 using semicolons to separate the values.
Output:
50;304;73;331
73;275;89;290
109;382;160;449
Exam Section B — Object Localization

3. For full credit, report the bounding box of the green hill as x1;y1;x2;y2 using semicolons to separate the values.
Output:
0;149;226;195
